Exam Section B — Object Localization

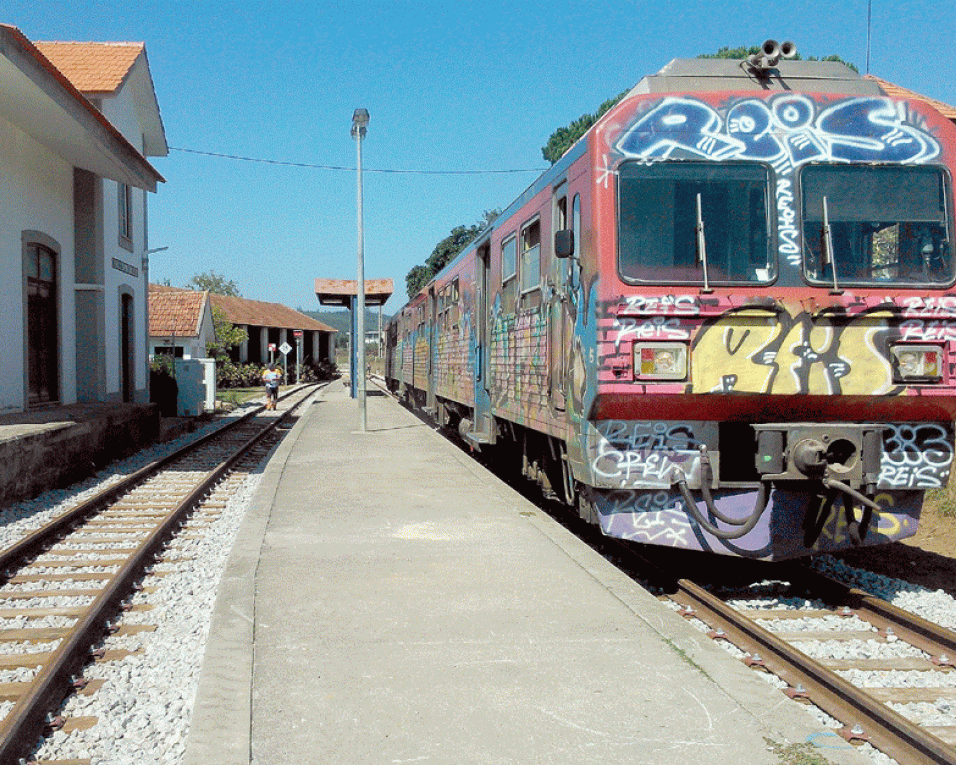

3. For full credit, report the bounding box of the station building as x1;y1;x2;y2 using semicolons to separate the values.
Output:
209;293;337;369
0;25;166;413
147;284;216;360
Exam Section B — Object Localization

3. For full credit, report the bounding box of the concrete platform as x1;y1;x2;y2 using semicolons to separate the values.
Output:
0;402;158;508
184;380;873;765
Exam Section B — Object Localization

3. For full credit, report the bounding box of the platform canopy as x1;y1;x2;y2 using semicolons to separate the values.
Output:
314;278;393;308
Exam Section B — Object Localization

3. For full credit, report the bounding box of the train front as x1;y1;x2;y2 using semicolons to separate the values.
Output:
574;57;956;559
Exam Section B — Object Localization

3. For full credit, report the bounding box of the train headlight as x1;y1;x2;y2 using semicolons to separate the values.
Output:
890;344;943;382
634;343;688;381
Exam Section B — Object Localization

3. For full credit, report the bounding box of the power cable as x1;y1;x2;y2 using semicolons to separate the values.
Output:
169;146;547;175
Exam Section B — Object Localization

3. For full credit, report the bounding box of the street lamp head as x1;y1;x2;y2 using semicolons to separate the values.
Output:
351;108;369;139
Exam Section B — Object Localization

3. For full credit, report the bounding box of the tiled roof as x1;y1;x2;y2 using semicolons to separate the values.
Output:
148;285;208;337
314;278;394;298
865;75;956;121
210;293;336;333
34;41;142;94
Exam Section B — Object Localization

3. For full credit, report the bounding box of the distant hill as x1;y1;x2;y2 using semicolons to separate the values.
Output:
298;309;391;336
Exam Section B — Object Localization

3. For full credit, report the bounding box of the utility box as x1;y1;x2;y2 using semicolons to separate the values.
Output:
174;358;217;416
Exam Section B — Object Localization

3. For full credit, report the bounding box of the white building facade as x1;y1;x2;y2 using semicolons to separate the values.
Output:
0;26;165;412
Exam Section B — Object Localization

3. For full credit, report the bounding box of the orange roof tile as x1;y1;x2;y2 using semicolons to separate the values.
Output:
34;41;142;94
148;285;208;337
209;293;336;333
865;75;956;121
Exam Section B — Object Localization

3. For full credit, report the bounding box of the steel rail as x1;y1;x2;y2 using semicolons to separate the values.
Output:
794;564;956;661
0;384;316;575
669;576;956;764
0;384;318;764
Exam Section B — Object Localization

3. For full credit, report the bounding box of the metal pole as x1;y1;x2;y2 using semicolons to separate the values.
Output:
353;109;368;432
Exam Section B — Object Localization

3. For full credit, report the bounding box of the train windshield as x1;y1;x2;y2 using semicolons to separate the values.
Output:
802;165;953;286
617;162;773;284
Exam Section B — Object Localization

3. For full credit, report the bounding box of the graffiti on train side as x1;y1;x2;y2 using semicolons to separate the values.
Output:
612;94;942;267
619;294;701;315
595;486;920;556
489;305;548;414
688;306;900;395
612;316;691;349
596;491;696;547
812;494;917;550
590;421;709;488
880;422;954;489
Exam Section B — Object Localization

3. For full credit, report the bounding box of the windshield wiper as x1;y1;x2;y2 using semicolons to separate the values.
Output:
821;195;842;294
695;193;713;293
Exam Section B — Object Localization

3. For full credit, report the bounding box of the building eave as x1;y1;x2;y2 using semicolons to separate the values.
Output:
0;25;164;191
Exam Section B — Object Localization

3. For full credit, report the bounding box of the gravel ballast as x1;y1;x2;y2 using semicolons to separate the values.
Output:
3;404;954;765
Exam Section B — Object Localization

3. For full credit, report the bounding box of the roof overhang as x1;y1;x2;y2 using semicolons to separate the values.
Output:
315;278;394;308
0;25;164;191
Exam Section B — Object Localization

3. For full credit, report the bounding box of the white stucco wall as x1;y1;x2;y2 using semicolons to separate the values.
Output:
0;113;77;413
99;87;150;401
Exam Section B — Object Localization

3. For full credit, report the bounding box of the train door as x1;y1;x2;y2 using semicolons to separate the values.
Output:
476;241;491;391
465;239;495;444
548;184;570;412
426;285;437;412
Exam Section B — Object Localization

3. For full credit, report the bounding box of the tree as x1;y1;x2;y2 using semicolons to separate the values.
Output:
206;305;248;359
698;45;858;72
406;265;431;298
405;210;500;298
188;270;241;296
541;91;628;164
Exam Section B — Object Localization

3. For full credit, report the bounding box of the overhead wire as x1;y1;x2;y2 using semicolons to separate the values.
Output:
169;146;547;175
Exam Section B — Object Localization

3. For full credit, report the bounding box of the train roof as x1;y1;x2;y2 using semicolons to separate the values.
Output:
628;57;883;97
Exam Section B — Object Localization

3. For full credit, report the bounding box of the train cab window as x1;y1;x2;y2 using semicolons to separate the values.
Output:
801;164;953;286
617;161;773;284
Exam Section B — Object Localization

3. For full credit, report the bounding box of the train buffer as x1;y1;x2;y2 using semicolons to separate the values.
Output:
184;378;872;765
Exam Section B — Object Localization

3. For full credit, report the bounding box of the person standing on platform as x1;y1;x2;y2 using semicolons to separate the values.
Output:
262;363;281;410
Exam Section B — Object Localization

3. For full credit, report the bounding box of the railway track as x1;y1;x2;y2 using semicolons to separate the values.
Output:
650;557;956;764
0;384;320;765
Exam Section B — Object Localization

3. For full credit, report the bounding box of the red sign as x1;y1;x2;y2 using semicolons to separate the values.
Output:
293;330;303;337
268;343;277;351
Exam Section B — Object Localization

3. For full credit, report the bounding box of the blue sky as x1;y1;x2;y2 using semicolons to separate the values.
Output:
7;0;956;314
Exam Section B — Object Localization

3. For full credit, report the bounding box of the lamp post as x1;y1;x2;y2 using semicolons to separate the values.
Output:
352;108;369;432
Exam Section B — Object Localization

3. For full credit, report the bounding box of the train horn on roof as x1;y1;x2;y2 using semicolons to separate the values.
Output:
746;39;798;74
762;39;782;66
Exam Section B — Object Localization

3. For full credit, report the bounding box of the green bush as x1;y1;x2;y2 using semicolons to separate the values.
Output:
217;361;263;389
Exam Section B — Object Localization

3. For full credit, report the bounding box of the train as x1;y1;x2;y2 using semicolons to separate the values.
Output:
385;41;956;560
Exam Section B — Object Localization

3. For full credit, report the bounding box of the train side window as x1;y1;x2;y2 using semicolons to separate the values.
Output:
501;234;517;283
571;194;582;291
553;188;569;290
450;278;460;328
501;234;517;313
520;219;541;293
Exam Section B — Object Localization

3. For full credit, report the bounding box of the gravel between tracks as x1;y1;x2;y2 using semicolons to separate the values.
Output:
3;405;955;764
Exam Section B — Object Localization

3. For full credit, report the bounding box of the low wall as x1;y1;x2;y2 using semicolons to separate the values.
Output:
0;403;159;508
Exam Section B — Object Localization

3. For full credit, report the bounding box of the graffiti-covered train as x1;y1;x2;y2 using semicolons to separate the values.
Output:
385;43;956;560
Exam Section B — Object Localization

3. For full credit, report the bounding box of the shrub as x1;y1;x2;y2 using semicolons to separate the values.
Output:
217;361;263;389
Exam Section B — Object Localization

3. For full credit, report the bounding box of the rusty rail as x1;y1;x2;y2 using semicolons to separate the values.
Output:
668;574;956;764
0;384;319;764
